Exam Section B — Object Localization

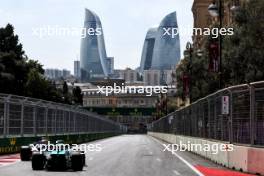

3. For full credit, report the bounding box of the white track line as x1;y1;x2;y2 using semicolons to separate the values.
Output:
0;154;21;168
0;160;20;168
156;158;162;162
150;136;204;176
173;170;181;175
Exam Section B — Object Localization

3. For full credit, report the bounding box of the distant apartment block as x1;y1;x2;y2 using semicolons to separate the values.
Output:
143;70;161;86
119;68;137;83
143;69;175;86
74;60;81;79
45;68;71;80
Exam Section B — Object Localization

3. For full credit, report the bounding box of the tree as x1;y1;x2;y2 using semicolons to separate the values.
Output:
62;81;72;104
0;24;28;95
25;69;48;99
176;0;264;102
73;86;83;105
0;23;71;104
223;0;264;85
62;81;68;95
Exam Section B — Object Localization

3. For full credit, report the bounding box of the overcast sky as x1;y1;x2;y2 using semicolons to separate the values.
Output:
0;0;194;73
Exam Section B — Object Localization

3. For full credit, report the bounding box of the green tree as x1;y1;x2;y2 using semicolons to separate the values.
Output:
223;0;264;85
176;0;264;102
73;86;83;105
0;23;71;104
0;24;28;95
25;69;48;99
62;81;72;104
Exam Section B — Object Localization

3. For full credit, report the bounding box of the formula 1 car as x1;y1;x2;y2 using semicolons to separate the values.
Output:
20;137;48;161
31;140;85;171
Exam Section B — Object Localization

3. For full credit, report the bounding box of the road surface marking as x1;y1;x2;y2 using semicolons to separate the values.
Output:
156;158;162;162
150;136;204;176
0;154;20;168
173;170;181;175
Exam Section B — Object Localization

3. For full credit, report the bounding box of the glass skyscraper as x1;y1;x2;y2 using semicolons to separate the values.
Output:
80;9;109;81
139;27;157;73
140;11;181;72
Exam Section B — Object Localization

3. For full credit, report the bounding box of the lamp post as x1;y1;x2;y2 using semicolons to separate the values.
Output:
184;42;193;104
208;0;223;89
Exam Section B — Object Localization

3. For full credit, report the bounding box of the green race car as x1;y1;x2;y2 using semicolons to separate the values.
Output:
31;140;85;171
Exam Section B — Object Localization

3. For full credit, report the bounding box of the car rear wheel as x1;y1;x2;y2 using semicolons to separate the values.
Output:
20;146;32;161
81;153;86;166
71;154;83;171
32;153;45;170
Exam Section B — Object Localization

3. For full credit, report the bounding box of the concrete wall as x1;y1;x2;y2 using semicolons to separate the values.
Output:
148;132;264;176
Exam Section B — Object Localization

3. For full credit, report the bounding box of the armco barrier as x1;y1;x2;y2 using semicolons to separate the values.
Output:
0;132;118;155
148;132;264;175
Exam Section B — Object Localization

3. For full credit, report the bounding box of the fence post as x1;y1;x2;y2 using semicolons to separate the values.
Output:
214;96;217;139
73;112;76;133
3;97;8;137
228;88;233;143
6;97;10;136
33;106;37;136
63;110;66;135
208;99;211;138
54;107;57;135
20;101;24;137
250;84;255;145
45;106;48;136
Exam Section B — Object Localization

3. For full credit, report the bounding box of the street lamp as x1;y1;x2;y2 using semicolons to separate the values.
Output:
184;42;193;103
208;0;223;89
196;49;203;57
208;3;219;17
230;0;240;12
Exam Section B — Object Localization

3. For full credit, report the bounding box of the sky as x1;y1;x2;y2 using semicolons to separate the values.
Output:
0;0;194;73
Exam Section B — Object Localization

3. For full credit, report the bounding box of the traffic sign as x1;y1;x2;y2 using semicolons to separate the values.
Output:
222;96;229;115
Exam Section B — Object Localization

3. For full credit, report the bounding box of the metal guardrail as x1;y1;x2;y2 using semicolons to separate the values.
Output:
0;94;125;138
150;81;264;146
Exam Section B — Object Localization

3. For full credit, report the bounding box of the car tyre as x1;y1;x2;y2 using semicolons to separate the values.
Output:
32;153;45;170
20;146;32;161
71;154;83;171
